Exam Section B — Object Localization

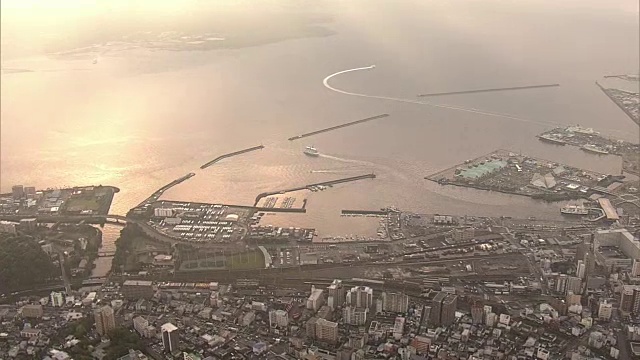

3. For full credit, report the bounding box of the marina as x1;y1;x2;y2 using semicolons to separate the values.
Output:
253;173;376;206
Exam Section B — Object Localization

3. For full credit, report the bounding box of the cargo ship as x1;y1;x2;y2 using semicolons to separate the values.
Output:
537;134;566;145
304;146;319;157
580;144;609;155
560;205;589;215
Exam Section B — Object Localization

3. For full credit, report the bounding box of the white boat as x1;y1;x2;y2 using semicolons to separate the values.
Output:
304;146;319;157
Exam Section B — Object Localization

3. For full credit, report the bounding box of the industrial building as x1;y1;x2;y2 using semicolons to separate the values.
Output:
594;229;639;270
122;280;154;300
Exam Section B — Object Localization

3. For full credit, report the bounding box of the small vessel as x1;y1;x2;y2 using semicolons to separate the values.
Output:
580;144;609;155
538;134;566;145
561;205;589;215
304;146;319;157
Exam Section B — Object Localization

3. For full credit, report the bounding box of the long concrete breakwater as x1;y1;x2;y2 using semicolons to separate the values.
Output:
417;84;560;97
135;172;196;208
254;173;376;206
200;145;265;169
287;114;389;141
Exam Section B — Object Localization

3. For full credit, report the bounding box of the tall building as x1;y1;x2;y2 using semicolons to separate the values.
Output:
381;292;409;313
133;316;155;338
598;300;612;321
634;287;640;315
430;292;457;326
122;280;154;299
566;276;583;295
346;286;373;309
94;305;116;336
50;292;64;307
632;259;640;277
161;323;179;353
12;185;24;200
342;306;368;326
315;318;338;343
306;317;318;338
327;280;346;310
269;309;289;328
306;286;325;311
24;186;36;197
471;303;484;324
620;285;637;313
556;274;568;294
576;260;586;279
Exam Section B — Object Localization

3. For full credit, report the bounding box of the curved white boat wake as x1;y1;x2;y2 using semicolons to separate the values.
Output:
323;65;562;128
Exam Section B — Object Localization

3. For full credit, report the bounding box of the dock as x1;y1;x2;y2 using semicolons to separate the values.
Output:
200;145;265;169
287;114;389;141
254;173;376;206
417;84;560;97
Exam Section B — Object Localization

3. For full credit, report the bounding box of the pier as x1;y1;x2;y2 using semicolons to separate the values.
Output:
200;145;265;169
287;114;389;141
417;84;559;97
254;173;376;206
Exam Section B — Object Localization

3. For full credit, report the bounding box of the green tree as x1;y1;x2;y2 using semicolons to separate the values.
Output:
0;233;58;292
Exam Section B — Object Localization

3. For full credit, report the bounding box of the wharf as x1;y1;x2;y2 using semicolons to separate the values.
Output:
425;149;608;201
200;145;265;169
595;81;639;126
254;173;376;206
288;114;389;141
418;84;559;97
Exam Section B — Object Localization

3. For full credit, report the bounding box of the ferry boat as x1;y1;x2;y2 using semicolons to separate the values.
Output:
580;144;609;155
304;146;319;157
560;205;589;215
537;134;566;145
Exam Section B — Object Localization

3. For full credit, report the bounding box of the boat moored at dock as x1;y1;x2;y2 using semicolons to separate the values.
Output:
580;144;609;155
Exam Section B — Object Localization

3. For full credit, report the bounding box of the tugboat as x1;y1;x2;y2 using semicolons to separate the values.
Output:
304;146;319;157
580;144;609;155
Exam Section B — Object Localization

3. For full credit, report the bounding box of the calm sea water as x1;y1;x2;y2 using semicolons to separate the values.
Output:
2;0;638;241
